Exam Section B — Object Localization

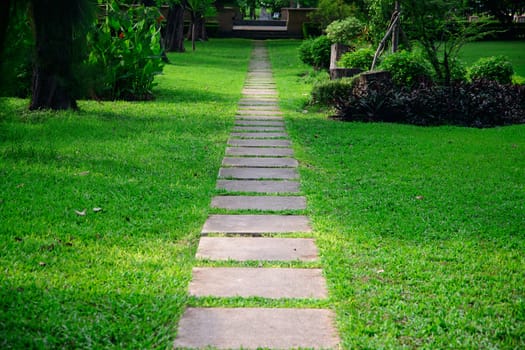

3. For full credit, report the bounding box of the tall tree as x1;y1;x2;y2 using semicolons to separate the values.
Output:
163;0;187;52
186;0;214;50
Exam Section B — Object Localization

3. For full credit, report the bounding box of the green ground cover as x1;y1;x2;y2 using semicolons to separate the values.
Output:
460;41;525;76
0;39;252;348
1;38;524;349
267;40;525;349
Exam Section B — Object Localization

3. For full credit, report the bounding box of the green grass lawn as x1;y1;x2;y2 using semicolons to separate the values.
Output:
1;38;524;349
267;40;525;349
0;39;252;349
459;41;525;76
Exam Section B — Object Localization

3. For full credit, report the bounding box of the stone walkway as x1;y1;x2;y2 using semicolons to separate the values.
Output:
174;41;340;349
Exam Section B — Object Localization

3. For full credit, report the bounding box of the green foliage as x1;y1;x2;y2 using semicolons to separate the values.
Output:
298;36;332;71
86;1;164;100
468;55;514;84
311;78;355;106
459;41;525;77
379;50;433;87
309;0;356;28
0;9;33;97
325;16;365;45
339;47;375;70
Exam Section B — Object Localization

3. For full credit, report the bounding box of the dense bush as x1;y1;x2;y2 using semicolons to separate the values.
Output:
325;17;365;45
468;55;514;84
298;36;332;71
378;50;433;87
330;78;525;127
85;1;164;100
339;48;375;70
310;78;355;106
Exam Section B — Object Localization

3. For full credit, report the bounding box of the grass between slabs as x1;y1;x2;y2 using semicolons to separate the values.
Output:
267;39;525;349
0;39;252;349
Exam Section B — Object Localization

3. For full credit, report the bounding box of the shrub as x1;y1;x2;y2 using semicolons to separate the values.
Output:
331;78;525;127
325;17;365;45
298;36;331;71
468;55;514;84
379;50;433;87
85;1;164;100
339;48;375;70
447;58;468;83
311;78;355;106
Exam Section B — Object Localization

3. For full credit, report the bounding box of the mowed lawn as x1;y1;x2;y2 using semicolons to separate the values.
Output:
460;41;525;76
1;38;524;349
267;40;524;349
0;39;252;348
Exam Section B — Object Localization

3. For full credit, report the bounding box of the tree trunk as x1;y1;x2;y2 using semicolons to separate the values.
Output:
164;3;186;52
30;1;77;110
187;14;207;42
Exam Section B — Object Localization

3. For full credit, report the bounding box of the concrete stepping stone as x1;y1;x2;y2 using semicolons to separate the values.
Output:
211;195;306;210
173;308;340;349
202;214;311;234
230;132;288;139
226;147;293;157
236;115;283;121
238;102;278;107
188;267;327;298
228;139;290;147
235;120;284;126
216;180;300;193
233;126;285;132
237;106;280;111
219;167;298;179
222;157;298;168
237;109;282;115
196;237;318;261
239;98;277;102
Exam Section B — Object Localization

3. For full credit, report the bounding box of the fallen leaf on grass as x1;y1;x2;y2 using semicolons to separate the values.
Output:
377;269;385;274
76;171;90;176
415;195;424;200
39;262;46;267
93;207;103;213
75;209;86;216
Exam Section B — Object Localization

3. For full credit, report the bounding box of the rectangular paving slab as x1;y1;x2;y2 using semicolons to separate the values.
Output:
233;126;285;132
230;132;288;139
219;167;298;179
228;139;291;147
173;308;340;349
235;115;284;121
211;195;306;210
202;214;311;234
188;267;327;298
235;120;284;126
222;157;298;168
216;180;300;193
239;98;277;103
237;104;279;110
196;237;318;261
226;147;293;157
237;109;283;115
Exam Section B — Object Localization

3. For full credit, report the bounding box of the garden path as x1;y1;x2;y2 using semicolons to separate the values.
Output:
173;41;340;349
